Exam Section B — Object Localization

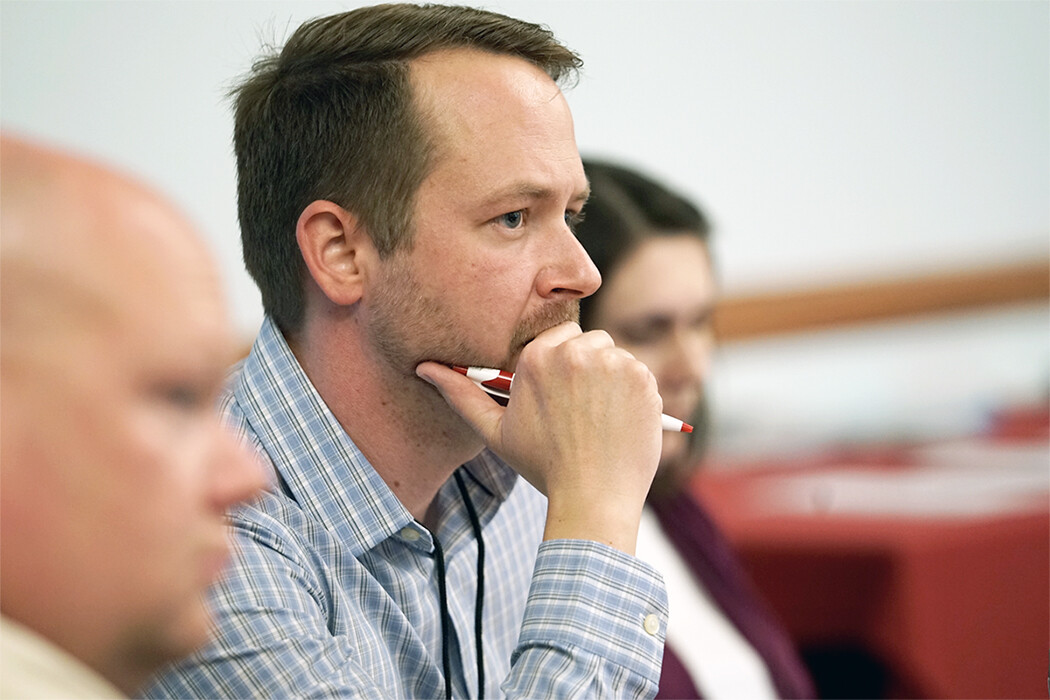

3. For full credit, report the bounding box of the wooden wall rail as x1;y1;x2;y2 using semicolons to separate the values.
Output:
713;258;1050;342
236;258;1048;356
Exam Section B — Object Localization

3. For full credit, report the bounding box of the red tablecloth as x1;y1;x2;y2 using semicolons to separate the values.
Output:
692;409;1049;699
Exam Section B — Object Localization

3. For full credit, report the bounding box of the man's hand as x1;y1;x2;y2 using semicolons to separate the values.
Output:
416;321;663;554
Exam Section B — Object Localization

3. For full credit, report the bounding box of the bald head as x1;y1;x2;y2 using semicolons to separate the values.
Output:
0;134;264;695
2;137;220;356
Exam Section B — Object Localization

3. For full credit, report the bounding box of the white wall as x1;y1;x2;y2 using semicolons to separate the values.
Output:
3;1;1047;447
709;302;1049;457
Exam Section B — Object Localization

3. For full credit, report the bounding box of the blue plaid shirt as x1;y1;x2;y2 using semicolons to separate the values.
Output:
146;318;667;699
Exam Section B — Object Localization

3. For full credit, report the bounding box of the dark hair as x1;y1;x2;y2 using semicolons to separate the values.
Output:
231;3;582;333
576;160;715;489
576;159;711;330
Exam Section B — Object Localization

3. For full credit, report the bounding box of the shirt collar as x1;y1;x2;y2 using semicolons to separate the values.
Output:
234;317;411;555
459;448;520;504
233;317;520;554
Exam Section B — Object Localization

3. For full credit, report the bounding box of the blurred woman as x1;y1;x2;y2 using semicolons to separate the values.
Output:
577;159;814;699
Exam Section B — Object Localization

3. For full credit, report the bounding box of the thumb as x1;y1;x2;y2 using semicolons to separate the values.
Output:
416;362;504;446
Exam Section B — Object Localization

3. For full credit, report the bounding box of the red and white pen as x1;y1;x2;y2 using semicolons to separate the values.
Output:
451;365;693;433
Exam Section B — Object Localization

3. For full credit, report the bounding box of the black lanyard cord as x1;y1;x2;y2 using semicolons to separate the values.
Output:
427;471;487;700
431;534;453;700
454;470;486;698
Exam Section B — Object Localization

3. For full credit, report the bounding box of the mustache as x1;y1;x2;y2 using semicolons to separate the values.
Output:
422;300;581;375
509;300;580;352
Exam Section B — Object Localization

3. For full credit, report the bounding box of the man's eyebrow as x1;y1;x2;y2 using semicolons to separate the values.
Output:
479;182;591;209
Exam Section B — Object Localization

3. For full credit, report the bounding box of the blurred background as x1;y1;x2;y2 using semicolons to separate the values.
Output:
3;2;1047;698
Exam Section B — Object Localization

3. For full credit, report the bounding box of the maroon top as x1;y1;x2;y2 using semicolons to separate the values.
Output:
650;490;815;699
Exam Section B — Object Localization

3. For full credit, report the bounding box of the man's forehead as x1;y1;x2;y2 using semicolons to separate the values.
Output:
410;47;556;87
409;48;569;136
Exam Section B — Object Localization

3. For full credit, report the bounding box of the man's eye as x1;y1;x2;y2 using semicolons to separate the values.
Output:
498;211;524;228
154;383;208;411
166;386;205;409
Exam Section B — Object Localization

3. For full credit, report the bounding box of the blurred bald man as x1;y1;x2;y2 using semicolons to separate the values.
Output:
0;134;266;698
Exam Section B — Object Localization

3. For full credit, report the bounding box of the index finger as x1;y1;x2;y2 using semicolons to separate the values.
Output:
522;320;583;352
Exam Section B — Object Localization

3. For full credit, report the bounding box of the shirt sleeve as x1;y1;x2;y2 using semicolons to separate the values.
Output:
503;539;668;698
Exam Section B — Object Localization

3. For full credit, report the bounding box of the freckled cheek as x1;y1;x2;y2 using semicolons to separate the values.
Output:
453;259;526;316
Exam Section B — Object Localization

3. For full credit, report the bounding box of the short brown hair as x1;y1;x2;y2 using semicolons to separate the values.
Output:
230;3;582;333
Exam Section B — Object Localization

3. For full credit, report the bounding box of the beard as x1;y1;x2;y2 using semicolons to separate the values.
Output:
367;254;580;376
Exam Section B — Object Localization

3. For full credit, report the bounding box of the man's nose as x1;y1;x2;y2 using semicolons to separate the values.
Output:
535;225;601;301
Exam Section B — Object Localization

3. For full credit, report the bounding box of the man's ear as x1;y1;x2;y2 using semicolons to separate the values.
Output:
296;200;375;307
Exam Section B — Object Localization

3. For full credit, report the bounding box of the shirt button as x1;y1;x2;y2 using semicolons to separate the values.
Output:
400;527;421;542
643;613;661;636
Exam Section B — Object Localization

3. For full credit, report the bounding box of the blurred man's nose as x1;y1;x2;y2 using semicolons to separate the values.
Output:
209;425;267;512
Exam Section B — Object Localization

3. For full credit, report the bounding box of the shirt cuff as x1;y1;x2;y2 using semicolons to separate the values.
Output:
519;538;668;684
